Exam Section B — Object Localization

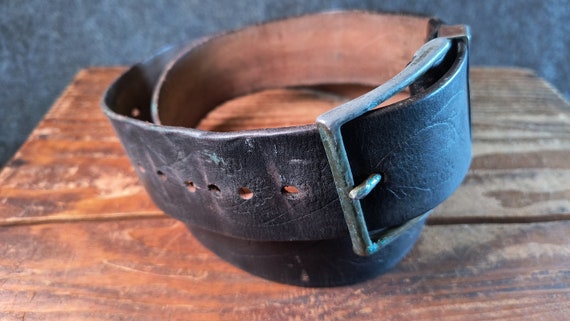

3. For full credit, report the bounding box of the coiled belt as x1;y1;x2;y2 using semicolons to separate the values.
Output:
102;11;471;286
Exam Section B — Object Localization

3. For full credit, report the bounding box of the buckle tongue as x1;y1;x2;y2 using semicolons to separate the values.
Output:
316;37;452;256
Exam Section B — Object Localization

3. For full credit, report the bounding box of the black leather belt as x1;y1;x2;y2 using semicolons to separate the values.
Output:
102;11;471;286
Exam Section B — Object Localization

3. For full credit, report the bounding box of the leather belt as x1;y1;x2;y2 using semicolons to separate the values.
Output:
102;11;471;286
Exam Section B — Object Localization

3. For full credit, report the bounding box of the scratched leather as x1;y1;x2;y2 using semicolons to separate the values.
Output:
103;42;471;242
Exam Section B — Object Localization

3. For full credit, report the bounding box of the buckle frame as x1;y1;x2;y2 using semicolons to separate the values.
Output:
316;37;452;256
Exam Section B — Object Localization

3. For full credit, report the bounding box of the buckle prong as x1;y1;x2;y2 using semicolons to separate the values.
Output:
349;173;382;200
316;37;452;256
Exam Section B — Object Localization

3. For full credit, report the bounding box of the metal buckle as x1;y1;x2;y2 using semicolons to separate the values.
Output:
316;37;452;256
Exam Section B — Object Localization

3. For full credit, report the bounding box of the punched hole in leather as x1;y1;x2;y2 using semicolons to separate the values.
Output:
102;11;471;286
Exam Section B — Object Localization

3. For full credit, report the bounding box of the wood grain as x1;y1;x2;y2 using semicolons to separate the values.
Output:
0;218;568;321
0;68;161;223
0;67;569;320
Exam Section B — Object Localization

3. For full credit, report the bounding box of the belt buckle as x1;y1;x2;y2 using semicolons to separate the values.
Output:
316;31;465;256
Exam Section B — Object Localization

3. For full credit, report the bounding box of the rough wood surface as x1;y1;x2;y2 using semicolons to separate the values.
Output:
0;68;161;225
1;219;569;321
0;67;569;320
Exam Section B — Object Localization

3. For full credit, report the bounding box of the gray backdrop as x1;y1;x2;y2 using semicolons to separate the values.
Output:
1;0;569;168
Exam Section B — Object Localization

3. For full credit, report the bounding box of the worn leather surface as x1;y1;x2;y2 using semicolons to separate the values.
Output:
103;12;470;241
188;213;427;286
102;11;471;285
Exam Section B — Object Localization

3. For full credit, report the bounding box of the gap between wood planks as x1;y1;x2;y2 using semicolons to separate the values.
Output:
0;211;166;228
1;210;569;228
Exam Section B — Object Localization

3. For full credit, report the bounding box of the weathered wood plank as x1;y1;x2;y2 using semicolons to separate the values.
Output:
0;68;163;222
0;219;568;321
0;68;569;224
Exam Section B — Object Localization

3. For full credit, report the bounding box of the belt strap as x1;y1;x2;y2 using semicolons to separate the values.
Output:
103;12;471;251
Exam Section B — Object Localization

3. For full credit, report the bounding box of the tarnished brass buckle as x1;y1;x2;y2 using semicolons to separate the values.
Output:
316;37;452;256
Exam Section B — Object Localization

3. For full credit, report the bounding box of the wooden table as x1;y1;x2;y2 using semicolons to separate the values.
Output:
1;67;569;320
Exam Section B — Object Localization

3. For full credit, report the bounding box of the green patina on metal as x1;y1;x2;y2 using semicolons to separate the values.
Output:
316;33;467;256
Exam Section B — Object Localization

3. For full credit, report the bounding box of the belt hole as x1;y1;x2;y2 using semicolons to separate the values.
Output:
282;185;299;197
131;108;140;118
208;184;221;193
238;187;253;200
156;170;167;181
185;180;197;192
